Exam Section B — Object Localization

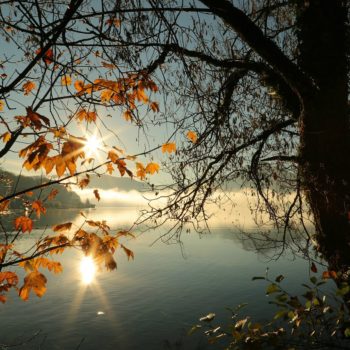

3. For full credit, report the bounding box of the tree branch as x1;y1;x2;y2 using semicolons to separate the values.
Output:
199;0;316;100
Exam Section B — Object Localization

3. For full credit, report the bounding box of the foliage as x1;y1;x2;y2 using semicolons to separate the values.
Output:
0;0;173;302
0;0;348;306
191;268;350;349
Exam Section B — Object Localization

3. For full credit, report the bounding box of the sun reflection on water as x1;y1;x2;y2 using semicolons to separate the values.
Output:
80;256;96;284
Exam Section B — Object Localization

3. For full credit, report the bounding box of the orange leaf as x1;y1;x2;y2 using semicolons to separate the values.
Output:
161;142;176;154
32;200;46;218
123;110;133;122
136;162;146;180
1;132;11;143
105;18;121;27
48;189;59;200
36;48;54;64
75;109;97;123
74;80;84;92
121;244;134;260
106;163;114;175
145;162;160;175
93;189;100;201
149;101;159;113
0;295;6;303
19;271;47;300
61;75;72;86
52;222;72;232
14;216;33;233
186;131;198;143
22;81;36;95
0;100;4;111
0;199;10;212
55;156;66;177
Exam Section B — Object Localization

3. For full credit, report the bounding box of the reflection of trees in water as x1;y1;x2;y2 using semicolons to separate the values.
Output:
0;208;81;233
214;225;315;262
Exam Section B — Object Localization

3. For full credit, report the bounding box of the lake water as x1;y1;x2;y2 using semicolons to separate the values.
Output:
0;207;316;349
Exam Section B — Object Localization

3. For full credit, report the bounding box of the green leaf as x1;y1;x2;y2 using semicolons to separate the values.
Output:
345;328;350;337
310;276;318;285
337;285;350;296
188;324;202;335
274;309;287;320
266;283;280;295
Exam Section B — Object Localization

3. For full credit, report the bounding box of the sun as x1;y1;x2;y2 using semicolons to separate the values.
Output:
84;134;102;157
80;256;96;284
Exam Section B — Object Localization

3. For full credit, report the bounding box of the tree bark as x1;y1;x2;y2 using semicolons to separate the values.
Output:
297;0;350;272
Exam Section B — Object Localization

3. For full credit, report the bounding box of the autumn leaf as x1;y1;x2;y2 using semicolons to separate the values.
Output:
19;271;47;300
0;100;4;111
32;200;46;218
22;81;36;95
123;110;133;122
149;101;159;113
121;244;134;260
1;132;11;143
105;18;121;27
311;262;317;273
136;162;146;180
93;189;100;201
74;80;84;92
104;252;117;271
0;198;10;212
161;142;176;154
0;295;6;303
52;222;72;232
135;88;148;103
145;162;160;175
55;156;66;177
101;61;116;69
106;163;114;175
14;216;33;233
36;48;54;64
75;109;97;123
48;189;59;200
322;270;337;280
187;130;198;143
61;75;72;86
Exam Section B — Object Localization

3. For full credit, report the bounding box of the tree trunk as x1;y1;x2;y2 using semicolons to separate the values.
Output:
297;1;350;272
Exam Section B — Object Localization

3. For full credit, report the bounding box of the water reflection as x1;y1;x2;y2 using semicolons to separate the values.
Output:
80;256;96;285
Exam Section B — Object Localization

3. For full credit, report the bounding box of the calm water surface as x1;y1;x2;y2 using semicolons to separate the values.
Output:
0;208;313;349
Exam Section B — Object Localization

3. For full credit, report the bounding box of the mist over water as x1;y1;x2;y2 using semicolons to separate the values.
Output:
0;207;313;349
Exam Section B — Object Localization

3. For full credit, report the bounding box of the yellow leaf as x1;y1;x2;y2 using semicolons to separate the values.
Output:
136;162;146;180
106;163;114;175
161;142;176;154
0;100;4;111
1;132;11;143
22;81;36;95
187;131;198;143
61;75;72;86
145;162;160;175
